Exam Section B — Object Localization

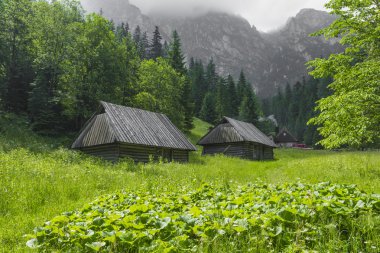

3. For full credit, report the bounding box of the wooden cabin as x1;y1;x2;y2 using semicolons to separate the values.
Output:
71;101;197;162
197;117;277;160
275;128;298;148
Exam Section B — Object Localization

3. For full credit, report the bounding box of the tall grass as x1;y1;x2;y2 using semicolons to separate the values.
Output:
0;114;379;251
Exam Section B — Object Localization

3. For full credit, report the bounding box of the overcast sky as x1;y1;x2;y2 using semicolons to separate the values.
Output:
129;0;328;32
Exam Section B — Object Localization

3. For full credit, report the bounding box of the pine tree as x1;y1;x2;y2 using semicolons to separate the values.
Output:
189;60;206;116
168;30;186;75
139;31;149;59
215;77;228;119
166;30;193;131
125;22;129;34
133;25;141;45
205;59;217;92
239;86;261;125
181;78;194;133
200;92;218;124
149;26;162;60
226;75;238;117
236;70;247;102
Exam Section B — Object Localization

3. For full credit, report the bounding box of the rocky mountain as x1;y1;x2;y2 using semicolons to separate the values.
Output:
261;9;341;95
80;0;155;34
80;0;343;97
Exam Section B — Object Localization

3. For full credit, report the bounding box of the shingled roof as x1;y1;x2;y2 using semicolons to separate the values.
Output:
72;101;197;151
197;117;277;148
275;128;298;143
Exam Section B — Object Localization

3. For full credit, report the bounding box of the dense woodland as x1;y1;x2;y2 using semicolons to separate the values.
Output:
262;78;332;147
0;0;264;136
0;0;378;149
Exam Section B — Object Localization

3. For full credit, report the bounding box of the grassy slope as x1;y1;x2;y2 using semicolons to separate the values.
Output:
0;115;379;252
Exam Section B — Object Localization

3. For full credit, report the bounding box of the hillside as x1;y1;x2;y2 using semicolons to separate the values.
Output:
0;115;379;251
80;0;343;96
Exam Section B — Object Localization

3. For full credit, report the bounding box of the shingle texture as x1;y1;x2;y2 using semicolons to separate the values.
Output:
198;117;277;147
275;129;298;143
72;101;197;151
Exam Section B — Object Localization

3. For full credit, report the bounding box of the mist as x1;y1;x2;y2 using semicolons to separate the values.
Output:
129;0;327;31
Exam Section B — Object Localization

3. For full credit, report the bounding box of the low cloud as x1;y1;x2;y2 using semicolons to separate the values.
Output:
129;0;327;32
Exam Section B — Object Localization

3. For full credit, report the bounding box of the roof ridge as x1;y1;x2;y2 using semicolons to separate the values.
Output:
101;101;167;117
223;116;246;141
98;101;197;151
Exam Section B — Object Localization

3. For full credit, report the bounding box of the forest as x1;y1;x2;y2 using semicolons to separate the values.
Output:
0;0;379;149
0;0;329;149
1;0;379;252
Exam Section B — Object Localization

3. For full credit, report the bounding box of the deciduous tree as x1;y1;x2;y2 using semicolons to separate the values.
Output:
307;0;380;149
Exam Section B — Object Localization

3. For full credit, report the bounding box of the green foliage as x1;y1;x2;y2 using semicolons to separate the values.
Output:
266;77;330;147
136;58;185;129
167;30;194;132
28;0;83;131
189;58;207;115
307;0;380;149
168;30;186;75
0;0;34;113
239;92;260;125
200;92;218;124
0;116;380;252
0;0;199;134
149;26;162;60
60;13;139;127
27;182;380;252
189;61;262;127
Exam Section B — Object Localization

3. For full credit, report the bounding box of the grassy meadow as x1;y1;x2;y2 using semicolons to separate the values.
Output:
0;116;379;252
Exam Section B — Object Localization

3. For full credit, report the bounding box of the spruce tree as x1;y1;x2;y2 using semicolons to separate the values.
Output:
149;26;162;60
125;22;129;34
200;92;218;124
162;41;169;58
238;80;261;125
189;60;206;116
215;77;228;119
168;30;186;75
133;25;141;46
181;78;194;133
236;70;247;102
205;59;217;92
226;75;238;117
139;31;149;59
167;30;193;131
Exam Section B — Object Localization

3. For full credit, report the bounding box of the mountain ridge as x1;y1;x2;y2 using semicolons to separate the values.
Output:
80;1;342;97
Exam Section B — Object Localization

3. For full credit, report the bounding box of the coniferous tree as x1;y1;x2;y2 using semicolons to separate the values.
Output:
226;74;238;117
215;77;228;119
239;88;261;125
237;70;247;98
149;26;162;60
168;30;186;75
162;41;169;58
181;78;194;132
124;22;129;34
167;30;193;131
139;32;149;59
189;59;206;116
133;25;141;45
205;59;217;92
200;92;218;124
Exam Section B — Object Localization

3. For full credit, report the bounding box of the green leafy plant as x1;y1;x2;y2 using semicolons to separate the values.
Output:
26;182;380;252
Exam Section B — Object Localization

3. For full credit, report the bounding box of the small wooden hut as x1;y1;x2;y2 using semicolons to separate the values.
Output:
197;117;276;160
72;101;197;162
275;128;298;147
